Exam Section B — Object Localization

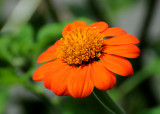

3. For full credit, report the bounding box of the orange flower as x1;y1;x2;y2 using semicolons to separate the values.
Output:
33;21;140;98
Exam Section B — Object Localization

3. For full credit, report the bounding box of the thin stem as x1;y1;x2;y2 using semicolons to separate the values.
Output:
93;92;115;114
93;88;125;114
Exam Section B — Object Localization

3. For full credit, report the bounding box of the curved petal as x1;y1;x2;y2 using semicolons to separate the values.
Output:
102;27;127;37
88;22;108;32
33;59;60;81
67;65;94;98
43;63;73;96
37;40;61;63
90;61;116;90
62;23;73;38
103;34;140;45
50;65;74;96
43;60;66;90
100;54;133;76
73;21;87;27
102;44;140;58
62;21;87;37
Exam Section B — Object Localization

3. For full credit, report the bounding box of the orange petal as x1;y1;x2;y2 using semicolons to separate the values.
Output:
37;40;60;63
100;54;133;76
73;21;87;27
88;22;108;32
67;65;94;98
62;21;87;37
33;59;61;81
102;27;127;36
62;23;74;37
102;44;140;58
43;63;73;96
103;34;140;45
43;60;66;90
50;65;75;96
90;61;116;90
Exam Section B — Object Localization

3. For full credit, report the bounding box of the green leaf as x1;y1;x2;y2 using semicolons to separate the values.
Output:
0;88;9;114
0;35;13;63
34;23;62;53
11;24;34;56
0;68;21;85
34;17;95;53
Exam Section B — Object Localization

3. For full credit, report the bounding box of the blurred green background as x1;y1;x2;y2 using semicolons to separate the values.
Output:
0;0;160;114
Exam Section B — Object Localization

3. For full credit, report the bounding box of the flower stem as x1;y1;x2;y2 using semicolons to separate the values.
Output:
93;88;125;114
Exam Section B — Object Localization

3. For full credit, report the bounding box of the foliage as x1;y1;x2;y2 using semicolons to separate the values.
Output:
0;0;160;114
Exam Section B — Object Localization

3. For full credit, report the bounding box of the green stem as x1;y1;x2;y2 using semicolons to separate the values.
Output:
93;88;125;114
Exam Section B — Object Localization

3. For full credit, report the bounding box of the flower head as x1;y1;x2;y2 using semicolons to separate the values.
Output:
33;21;140;98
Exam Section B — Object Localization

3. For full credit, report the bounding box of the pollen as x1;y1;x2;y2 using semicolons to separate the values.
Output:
57;27;104;65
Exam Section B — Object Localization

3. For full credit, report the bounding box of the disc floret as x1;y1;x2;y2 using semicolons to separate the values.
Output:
57;27;104;65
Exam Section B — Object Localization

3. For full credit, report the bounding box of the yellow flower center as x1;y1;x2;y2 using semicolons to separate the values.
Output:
57;27;104;65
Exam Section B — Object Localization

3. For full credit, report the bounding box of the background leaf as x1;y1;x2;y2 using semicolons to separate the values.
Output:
0;68;21;85
0;35;12;64
34;17;95;53
10;24;34;57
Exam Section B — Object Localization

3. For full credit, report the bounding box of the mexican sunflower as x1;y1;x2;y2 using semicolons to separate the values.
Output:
33;21;140;98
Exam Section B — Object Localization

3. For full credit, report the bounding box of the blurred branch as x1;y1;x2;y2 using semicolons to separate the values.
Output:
45;0;59;22
1;0;42;34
